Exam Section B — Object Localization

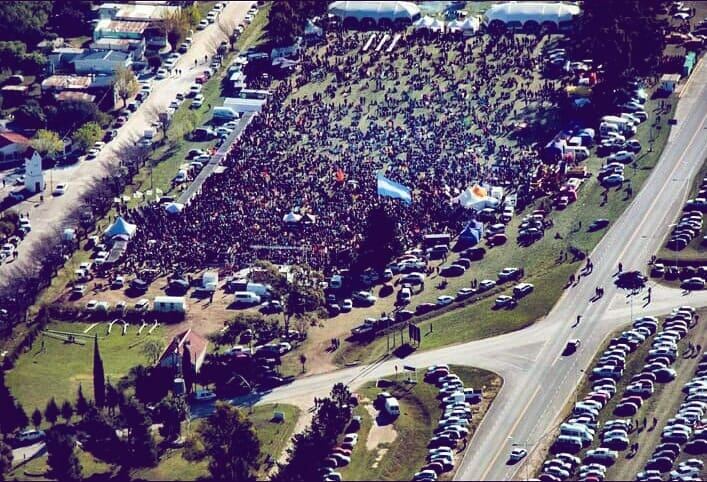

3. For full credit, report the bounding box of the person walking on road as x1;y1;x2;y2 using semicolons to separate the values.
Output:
618;262;623;273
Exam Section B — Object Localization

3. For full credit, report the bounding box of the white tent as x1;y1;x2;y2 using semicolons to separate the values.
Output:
484;2;581;29
454;185;500;210
429;18;445;32
328;1;420;24
414;15;435;29
165;202;185;214
104;216;137;239
283;212;302;223
449;16;480;33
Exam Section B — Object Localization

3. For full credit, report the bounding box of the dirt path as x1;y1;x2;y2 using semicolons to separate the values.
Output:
363;402;398;451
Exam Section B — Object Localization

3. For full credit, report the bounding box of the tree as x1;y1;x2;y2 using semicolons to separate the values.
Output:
79;407;121;463
46;426;82;482
50;1;92;37
182;344;195;395
0;369;20;433
93;335;105;409
30;129;63;159
299;354;307;373
0;40;26;69
122;399;158;467
0;434;12;477
163;10;190;48
105;383;119;416
114;66;139;108
60;400;74;424
353;205;402;275
51;100;109;133
75;385;89;420
72;122;103;153
31;408;42;429
14;402;28;430
141;339;165;366
187;402;260;482
147;55;162;70
15;99;46;129
45;397;59;425
0;2;52;44
156;397;186;442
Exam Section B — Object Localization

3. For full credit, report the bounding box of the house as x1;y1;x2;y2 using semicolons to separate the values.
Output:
47;48;86;74
94;2;181;51
157;329;208;373
0;131;30;167
72;50;132;75
41;74;118;106
90;37;146;61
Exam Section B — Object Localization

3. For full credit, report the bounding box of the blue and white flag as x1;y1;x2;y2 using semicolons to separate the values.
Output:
377;174;412;204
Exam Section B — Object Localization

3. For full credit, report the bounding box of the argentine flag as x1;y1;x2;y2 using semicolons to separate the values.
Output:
377;174;412;204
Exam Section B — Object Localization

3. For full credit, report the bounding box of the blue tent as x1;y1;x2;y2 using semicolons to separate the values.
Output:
459;220;483;246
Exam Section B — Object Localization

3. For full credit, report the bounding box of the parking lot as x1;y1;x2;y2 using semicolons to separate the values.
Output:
536;306;706;481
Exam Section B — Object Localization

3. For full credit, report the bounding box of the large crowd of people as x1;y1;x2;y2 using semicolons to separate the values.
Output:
118;28;567;279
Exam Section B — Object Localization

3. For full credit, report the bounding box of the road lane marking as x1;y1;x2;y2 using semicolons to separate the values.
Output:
479;383;542;480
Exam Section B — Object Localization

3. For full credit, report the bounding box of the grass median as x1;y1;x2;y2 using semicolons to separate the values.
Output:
340;365;501;481
335;98;676;367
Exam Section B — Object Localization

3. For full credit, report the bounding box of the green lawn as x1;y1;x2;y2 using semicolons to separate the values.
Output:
6;322;164;416
335;97;676;367
656;156;707;264
132;403;301;481
6;446;114;481
341;365;501;481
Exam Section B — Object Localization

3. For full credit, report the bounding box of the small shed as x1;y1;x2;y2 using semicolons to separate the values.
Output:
659;74;680;94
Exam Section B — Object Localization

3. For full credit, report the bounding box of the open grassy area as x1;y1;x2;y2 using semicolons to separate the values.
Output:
6;446;114;481
334;97;676;367
340;365;501;481
656;157;707;265
5;321;163;416
132;403;300;481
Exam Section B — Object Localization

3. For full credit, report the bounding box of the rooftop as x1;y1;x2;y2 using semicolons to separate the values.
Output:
54;91;97;103
0;131;30;148
157;329;208;370
95;19;151;34
41;74;94;91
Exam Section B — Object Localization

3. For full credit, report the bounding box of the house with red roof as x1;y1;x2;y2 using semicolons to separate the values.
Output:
157;329;209;373
0;130;30;167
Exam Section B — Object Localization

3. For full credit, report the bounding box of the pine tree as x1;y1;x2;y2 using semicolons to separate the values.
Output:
14;402;28;430
123;400;157;467
0;434;13;477
31;408;42;429
105;383;119;416
182;344;195;394
46;427;82;482
45;398;59;425
0;369;19;433
60;400;74;424
93;335;105;408
75;385;89;419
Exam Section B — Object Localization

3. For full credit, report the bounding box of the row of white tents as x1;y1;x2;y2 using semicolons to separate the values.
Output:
413;15;481;34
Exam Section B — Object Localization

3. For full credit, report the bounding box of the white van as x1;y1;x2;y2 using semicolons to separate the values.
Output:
560;423;594;443
234;291;261;306
153;296;186;313
202;271;218;292
384;397;400;417
213;106;239;121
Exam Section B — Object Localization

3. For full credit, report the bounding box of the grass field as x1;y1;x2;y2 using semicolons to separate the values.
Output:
533;308;707;480
340;365;501;481
334;97;676;367
656;157;707;265
6;445;114;481
132;403;300;481
5;322;163;416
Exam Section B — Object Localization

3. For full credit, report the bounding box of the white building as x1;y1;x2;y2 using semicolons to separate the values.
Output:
24;149;45;193
72;50;132;75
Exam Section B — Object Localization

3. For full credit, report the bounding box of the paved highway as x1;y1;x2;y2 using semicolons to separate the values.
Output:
0;1;254;282
254;58;707;480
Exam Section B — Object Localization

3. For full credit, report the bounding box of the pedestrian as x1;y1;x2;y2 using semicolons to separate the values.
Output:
618;262;623;273
643;416;647;428
653;416;657;426
194;59;197;68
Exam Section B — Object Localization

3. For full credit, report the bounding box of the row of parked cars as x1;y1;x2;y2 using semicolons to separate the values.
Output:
412;365;482;481
638;346;707;481
320;417;362;481
541;307;696;482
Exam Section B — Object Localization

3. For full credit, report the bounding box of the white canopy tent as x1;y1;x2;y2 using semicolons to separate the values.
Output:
448;16;481;34
283;212;302;223
414;15;444;32
328;1;421;25
483;2;581;30
165;202;185;214
454;185;500;210
104;216;137;239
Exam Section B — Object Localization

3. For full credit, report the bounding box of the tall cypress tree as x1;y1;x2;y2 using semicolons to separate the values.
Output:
182;344;195;395
0;369;19;434
93;335;105;408
75;385;89;419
